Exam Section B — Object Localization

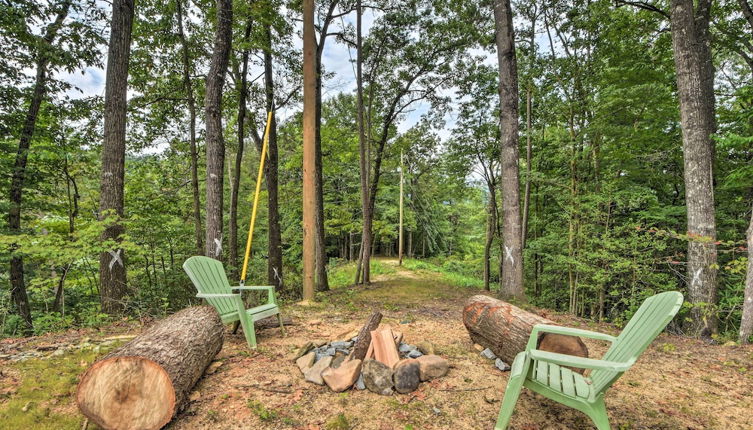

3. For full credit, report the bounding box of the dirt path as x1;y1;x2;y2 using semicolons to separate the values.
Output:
2;261;752;429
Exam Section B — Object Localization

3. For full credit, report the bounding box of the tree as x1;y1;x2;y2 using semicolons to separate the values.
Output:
355;0;371;285
493;0;524;301
670;0;718;336
741;203;753;343
7;0;73;332
99;0;135;314
302;0;317;301
204;0;233;260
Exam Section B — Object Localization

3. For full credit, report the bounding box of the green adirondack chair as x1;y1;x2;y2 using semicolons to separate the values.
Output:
183;256;284;349
495;291;683;430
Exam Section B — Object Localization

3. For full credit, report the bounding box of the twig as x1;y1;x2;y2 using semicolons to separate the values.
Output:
438;386;491;392
236;384;294;394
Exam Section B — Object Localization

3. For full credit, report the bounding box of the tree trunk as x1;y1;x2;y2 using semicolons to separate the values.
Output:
483;202;493;291
494;0;524;301
98;0;135;315
314;43;329;292
204;0;232;260
463;295;588;369
355;0;372;286
229;19;253;273
398;151;404;265
8;2;71;334
522;86;532;249
670;0;718;337
77;306;224;430
176;0;203;255
302;0;317;301
264;23;284;291
740;203;753;343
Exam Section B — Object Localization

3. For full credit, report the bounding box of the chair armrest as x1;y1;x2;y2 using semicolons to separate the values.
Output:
232;286;276;304
196;293;239;299
529;349;634;372
527;324;616;349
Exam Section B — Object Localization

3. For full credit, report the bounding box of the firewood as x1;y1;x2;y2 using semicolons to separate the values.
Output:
370;328;400;368
351;311;382;361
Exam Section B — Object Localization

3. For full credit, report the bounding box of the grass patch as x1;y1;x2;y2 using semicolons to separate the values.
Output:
328;259;397;289
402;259;485;289
0;346;120;429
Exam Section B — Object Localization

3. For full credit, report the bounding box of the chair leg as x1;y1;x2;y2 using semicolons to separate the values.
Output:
495;353;528;430
238;314;257;349
277;313;286;336
586;400;611;430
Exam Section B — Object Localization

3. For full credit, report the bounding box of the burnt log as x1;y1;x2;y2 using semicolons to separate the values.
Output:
463;295;588;369
76;306;224;430
351;311;382;361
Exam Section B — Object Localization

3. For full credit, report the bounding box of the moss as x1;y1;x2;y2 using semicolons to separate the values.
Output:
324;413;350;430
0;346;116;430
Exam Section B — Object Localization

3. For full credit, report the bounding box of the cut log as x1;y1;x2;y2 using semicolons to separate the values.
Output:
351;311;382;361
371;327;400;368
77;306;224;430
463;295;588;371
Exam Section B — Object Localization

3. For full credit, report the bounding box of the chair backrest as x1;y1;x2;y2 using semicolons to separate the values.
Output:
183;256;237;316
590;291;683;394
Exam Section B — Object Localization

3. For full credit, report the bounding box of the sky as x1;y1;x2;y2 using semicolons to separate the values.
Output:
56;6;479;153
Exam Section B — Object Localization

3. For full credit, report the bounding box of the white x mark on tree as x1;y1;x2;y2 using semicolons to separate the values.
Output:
504;245;515;265
108;249;123;271
214;237;222;257
691;268;702;287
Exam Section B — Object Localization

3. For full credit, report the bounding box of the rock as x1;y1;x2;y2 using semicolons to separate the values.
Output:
416;355;449;381
480;348;497;360
330;341;350;349
296;351;316;374
398;343;415;354
393;359;420;394
331;351;348;369
294;342;315;360
322;359;362;392
362;358;394;395
495;358;511;372
355;373;366;390
304;356;333;385
416;341;434;355
312;340;327;347
407;350;423;359
473;344;484;352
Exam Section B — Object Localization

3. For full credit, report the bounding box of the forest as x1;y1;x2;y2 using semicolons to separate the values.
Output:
3;0;753;345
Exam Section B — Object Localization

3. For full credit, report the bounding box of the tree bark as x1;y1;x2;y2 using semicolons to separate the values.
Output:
522;86;532;249
463;295;589;369
258;25;284;291
493;0;525;301
98;0;135;314
302;0;317;301
77;306;224;430
176;0;203;255
740;203;753;343
204;0;232;260
670;0;718;336
229;19;253;272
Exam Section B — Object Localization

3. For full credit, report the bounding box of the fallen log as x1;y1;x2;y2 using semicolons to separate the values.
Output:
77;306;224;430
463;295;588;370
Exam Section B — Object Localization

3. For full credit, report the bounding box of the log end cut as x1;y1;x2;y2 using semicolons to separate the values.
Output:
77;356;176;430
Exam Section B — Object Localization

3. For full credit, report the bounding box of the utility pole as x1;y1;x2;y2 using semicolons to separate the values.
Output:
399;150;404;266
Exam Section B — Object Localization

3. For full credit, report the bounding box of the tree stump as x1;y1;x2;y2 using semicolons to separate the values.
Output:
463;295;588;368
77;306;224;430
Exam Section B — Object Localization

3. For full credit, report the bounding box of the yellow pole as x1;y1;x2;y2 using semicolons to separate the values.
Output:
240;111;272;285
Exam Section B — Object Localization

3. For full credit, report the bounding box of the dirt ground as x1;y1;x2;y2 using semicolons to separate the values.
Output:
2;259;753;429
